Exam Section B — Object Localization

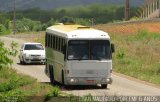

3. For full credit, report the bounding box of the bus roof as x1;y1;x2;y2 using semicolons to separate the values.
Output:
46;24;110;39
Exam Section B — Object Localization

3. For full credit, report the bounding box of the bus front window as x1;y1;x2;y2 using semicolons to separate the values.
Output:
67;40;111;60
90;40;111;60
68;40;89;60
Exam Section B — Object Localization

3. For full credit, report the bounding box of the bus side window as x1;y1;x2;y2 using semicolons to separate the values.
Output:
53;36;55;49
62;44;66;59
51;35;53;48
55;36;57;50
49;34;52;48
59;37;61;51
57;37;59;51
45;33;48;47
48;35;50;47
62;39;66;59
61;38;64;52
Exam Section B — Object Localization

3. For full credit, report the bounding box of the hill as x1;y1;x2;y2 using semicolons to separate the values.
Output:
0;0;144;11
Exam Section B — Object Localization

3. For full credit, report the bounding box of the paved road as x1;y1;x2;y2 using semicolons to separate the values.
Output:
0;36;50;82
1;36;160;96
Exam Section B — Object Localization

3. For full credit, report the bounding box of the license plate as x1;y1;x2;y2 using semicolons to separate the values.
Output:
33;57;39;59
86;80;95;83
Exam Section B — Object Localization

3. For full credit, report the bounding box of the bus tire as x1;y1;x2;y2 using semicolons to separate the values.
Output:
101;84;107;89
49;65;54;85
61;70;65;85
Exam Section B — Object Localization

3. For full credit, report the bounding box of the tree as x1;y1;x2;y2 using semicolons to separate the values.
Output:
0;41;18;69
0;24;7;35
59;16;75;24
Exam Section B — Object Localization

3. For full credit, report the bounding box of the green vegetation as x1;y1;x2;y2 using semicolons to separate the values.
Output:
0;40;65;102
45;86;60;101
16;18;43;32
1;66;103;102
15;4;136;24
0;41;18;69
0;13;11;35
0;68;62;102
112;30;160;85
0;4;138;35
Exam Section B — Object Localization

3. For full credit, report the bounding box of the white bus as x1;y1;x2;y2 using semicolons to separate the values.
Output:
45;24;115;88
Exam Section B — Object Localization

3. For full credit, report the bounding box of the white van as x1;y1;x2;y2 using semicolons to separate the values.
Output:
19;43;45;64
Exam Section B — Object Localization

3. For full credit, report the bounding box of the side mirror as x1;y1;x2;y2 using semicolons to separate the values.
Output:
62;45;66;54
20;49;23;52
111;43;115;53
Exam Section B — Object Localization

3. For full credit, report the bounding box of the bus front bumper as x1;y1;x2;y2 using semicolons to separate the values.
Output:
66;77;113;85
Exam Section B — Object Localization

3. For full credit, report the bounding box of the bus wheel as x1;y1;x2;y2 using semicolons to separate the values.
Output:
61;70;69;89
101;84;107;89
49;66;54;85
62;70;65;85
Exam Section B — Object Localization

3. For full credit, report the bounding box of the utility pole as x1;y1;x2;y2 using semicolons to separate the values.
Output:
125;0;130;20
13;0;16;35
159;0;160;18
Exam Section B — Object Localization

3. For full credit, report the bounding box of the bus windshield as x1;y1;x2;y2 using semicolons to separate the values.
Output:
67;40;111;60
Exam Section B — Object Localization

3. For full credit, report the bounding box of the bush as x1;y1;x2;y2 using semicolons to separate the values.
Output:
0;41;18;69
45;86;60;101
16;18;43;32
0;89;28;102
59;16;75;24
135;30;160;41
74;18;91;26
0;24;6;34
47;18;57;26
0;24;10;35
135;30;148;40
116;50;125;59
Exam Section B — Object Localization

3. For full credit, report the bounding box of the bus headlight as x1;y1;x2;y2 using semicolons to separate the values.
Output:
106;78;113;84
102;78;113;84
70;78;78;83
106;78;110;83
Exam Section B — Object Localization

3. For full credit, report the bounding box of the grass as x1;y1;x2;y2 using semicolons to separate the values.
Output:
0;67;66;102
111;29;160;85
45;86;60;101
0;68;35;92
94;22;160;85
